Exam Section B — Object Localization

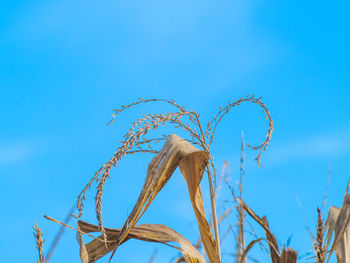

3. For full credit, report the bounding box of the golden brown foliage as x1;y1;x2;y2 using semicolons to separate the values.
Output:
44;97;276;263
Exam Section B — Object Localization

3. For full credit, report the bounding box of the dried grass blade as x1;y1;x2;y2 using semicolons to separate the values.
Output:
179;147;220;263
324;206;340;257
77;220;205;263
326;194;350;263
237;198;280;262
262;217;280;263
237;198;274;240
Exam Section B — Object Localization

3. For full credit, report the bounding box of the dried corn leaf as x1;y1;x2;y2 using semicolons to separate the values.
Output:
262;216;280;263
325;194;350;263
110;134;219;263
179;147;219;263
77;220;205;263
325;206;340;260
77;224;89;263
237;198;297;263
237;198;280;262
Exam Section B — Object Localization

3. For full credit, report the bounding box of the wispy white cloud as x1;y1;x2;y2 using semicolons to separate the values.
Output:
264;129;350;165
0;139;47;166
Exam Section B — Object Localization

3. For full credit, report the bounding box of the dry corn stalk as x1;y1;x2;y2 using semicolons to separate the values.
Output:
44;97;273;262
109;134;220;262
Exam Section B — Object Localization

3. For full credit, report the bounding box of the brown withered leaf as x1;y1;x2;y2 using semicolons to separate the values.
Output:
179;145;219;263
77;220;205;263
262;216;280;263
77;224;89;263
109;134;219;263
237;198;281;263
325;194;350;263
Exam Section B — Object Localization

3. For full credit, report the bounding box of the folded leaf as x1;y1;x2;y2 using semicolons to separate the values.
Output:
109;134;219;262
237;198;280;262
77;220;205;263
179;145;219;263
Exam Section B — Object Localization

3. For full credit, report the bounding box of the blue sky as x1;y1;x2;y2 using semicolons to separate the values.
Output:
1;0;349;262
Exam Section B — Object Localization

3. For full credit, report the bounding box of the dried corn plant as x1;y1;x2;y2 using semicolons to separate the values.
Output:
297;179;350;263
238;184;350;263
36;97;350;263
43;96;274;263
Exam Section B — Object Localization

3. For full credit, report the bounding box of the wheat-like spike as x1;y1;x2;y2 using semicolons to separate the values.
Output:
95;168;111;245
74;110;195;220
74;167;105;219
93;112;195;235
108;98;186;125
45;205;75;262
237;132;246;263
33;223;45;263
75;108;206;243
315;208;326;263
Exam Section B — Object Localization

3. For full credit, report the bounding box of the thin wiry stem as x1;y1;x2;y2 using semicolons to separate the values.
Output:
215;161;228;202
44;215;115;243
322;164;332;212
223;155;268;259
237;131;246;263
148;249;158;263
45;206;75;262
207;163;221;260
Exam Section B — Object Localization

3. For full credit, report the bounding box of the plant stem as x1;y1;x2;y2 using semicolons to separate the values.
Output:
207;164;221;261
237;131;246;263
